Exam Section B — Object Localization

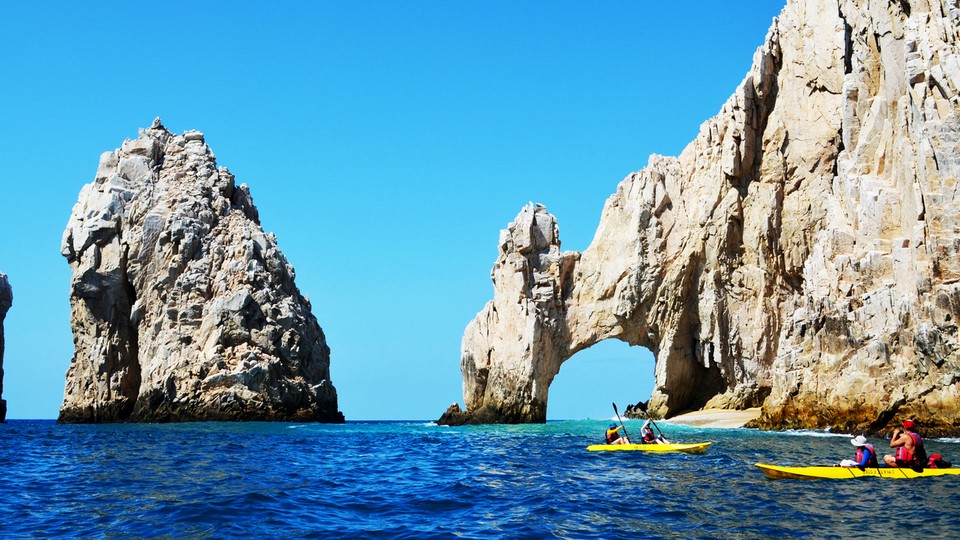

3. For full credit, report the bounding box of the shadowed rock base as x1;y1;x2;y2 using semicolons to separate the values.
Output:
59;403;344;424
437;403;545;426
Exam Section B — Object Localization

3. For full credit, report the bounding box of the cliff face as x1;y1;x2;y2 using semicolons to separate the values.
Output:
59;119;343;423
0;273;11;422
447;0;960;435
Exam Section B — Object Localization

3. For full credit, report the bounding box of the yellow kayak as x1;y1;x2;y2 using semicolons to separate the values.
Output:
756;463;960;479
587;442;712;453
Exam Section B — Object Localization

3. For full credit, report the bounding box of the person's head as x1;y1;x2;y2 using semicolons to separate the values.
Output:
851;435;868;447
609;423;618;430
903;419;915;431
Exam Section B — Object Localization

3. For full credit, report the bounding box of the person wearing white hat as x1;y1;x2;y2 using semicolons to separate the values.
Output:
839;435;878;468
639;419;670;444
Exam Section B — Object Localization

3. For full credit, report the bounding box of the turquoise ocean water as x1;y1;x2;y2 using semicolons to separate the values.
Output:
1;419;958;538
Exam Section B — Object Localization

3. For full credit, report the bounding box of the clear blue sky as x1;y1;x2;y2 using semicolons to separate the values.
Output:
0;1;785;420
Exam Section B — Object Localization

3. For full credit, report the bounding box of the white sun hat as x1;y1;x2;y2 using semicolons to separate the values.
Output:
850;435;869;446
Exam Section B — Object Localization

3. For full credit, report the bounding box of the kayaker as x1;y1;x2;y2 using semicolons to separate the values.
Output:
605;422;630;445
883;419;927;468
640;419;670;444
839;435;878;468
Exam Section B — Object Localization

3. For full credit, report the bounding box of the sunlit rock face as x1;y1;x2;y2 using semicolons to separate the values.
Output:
59;119;343;423
0;273;11;422
446;0;960;435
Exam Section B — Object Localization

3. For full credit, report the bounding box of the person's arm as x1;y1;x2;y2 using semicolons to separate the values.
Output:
890;429;905;448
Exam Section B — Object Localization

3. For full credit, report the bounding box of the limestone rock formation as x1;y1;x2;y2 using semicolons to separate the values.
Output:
59;119;343;423
447;0;960;436
0;273;11;422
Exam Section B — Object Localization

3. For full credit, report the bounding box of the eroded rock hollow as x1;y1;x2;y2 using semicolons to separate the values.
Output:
59;119;343;423
443;0;960;435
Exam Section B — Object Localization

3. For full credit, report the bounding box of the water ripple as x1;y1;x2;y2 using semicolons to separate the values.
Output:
1;420;959;538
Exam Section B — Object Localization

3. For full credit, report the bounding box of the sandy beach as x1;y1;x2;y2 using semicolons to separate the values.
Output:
665;408;761;428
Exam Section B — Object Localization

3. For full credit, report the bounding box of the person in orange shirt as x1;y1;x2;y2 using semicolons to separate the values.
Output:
604;423;630;444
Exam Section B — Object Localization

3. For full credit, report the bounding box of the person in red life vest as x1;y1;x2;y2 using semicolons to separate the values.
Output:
605;423;630;445
639;419;670;444
883;419;927;468
839;435;878;468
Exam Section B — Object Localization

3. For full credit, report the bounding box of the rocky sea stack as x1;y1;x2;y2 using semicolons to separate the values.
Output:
59;119;343;423
445;0;960;436
0;273;11;422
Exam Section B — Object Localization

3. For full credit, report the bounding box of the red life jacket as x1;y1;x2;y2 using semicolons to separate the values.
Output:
895;432;924;464
910;432;927;464
642;428;656;443
855;444;878;467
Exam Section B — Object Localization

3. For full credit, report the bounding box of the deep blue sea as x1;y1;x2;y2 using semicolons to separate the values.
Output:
1;420;958;539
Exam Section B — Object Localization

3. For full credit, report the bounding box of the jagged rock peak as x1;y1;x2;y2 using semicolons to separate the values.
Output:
0;273;11;423
59;122;343;423
453;203;579;425
446;0;960;436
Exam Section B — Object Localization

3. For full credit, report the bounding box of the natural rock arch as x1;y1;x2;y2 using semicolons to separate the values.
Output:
440;201;762;426
440;0;960;436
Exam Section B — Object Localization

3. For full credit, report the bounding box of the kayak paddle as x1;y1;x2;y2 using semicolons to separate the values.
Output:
646;412;668;440
611;402;630;442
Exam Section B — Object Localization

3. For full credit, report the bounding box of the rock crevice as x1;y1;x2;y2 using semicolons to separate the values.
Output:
59;119;343;423
447;0;960;435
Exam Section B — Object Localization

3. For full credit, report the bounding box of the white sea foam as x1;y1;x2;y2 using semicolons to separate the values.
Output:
932;437;960;444
776;429;853;439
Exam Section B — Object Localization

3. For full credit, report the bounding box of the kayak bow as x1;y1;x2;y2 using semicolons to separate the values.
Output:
587;442;712;453
756;463;960;479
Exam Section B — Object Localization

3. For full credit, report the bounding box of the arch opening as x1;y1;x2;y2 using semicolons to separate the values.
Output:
546;339;655;420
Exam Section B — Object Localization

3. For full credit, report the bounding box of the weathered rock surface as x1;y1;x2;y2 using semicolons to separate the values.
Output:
0;273;11;422
447;0;960;436
59;119;343;423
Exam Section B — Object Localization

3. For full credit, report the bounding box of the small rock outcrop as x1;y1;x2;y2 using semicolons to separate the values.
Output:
0;273;11;422
59;119;343;423
446;0;960;435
